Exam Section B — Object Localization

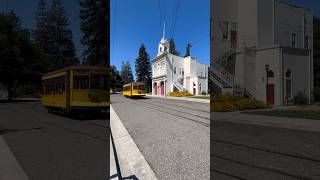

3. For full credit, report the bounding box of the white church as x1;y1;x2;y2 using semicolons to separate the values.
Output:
152;26;209;96
211;0;314;106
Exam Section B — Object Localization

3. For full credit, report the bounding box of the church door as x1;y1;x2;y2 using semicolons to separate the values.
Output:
267;84;274;105
160;81;164;96
193;88;196;95
153;83;157;95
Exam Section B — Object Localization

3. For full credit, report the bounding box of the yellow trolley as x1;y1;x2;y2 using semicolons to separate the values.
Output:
41;65;109;113
122;82;146;97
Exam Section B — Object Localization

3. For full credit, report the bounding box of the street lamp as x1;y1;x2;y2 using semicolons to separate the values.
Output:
265;64;270;104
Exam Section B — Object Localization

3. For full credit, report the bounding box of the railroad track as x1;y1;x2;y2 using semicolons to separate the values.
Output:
122;97;210;126
144;97;209;113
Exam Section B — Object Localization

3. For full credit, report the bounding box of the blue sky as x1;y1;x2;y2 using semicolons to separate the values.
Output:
110;0;210;78
1;0;319;69
287;0;320;16
0;0;82;58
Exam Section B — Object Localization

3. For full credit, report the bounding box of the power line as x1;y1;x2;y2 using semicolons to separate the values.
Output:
171;0;181;38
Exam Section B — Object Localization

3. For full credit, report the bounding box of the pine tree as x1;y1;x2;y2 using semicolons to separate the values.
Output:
135;44;152;92
184;43;192;57
80;0;108;66
169;38;180;56
110;65;122;92
33;0;49;54
0;11;48;101
121;61;134;84
47;0;77;70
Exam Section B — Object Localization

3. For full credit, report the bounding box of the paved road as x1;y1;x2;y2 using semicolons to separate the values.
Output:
0;101;109;180
212;114;320;180
111;94;210;180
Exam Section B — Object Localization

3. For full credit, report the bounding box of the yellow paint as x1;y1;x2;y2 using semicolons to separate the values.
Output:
122;82;146;97
41;67;109;111
41;95;66;108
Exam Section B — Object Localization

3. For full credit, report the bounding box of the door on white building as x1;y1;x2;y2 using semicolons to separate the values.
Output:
160;81;164;96
153;82;157;95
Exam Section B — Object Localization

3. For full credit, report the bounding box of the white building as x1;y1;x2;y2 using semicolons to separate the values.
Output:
152;29;209;96
211;0;313;106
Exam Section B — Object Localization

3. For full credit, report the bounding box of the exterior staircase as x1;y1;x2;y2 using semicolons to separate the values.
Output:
210;50;235;94
173;80;184;91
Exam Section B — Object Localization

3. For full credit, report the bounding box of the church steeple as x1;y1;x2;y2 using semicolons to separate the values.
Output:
162;21;165;39
157;21;169;56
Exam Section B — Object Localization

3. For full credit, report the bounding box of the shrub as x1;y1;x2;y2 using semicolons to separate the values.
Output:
293;91;308;105
168;91;193;97
211;94;269;112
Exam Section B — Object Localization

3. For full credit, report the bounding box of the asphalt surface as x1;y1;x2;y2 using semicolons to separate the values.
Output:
111;94;210;180
0;101;109;180
211;114;320;180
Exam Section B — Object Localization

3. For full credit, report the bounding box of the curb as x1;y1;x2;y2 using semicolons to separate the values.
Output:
109;136;119;180
110;105;158;180
0;136;29;180
146;94;210;103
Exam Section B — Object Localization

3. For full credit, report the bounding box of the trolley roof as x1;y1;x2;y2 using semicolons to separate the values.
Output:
42;65;108;77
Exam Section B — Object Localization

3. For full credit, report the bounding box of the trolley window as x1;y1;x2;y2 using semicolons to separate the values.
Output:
73;75;89;89
90;74;100;89
132;85;138;90
138;85;145;90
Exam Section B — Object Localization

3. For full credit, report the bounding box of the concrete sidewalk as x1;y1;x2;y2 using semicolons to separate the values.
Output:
0;136;29;180
110;105;158;180
212;111;320;133
147;94;210;103
110;136;119;180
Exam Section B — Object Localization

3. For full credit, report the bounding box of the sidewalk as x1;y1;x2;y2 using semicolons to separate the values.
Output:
110;136;119;180
146;94;210;103
110;105;158;179
212;111;320;133
0;136;29;180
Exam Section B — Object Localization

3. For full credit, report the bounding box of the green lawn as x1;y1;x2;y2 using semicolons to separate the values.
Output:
187;95;210;99
242;109;320;120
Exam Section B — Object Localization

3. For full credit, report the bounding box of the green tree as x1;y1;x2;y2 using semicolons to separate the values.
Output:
47;0;77;70
184;43;192;57
110;65;122;92
33;0;49;54
121;61;134;84
0;11;48;101
135;44;152;92
80;0;108;66
169;38;180;55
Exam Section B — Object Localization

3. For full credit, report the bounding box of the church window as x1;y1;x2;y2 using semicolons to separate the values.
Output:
305;36;309;49
268;70;274;78
174;67;176;74
160;47;162;52
222;21;229;40
292;34;296;47
164;47;167;52
285;70;292;99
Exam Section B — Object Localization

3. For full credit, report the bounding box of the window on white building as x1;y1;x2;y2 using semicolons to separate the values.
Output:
305;36;309;49
286;70;292;99
231;22;237;48
292;34;296;47
174;67;176;74
222;21;229;40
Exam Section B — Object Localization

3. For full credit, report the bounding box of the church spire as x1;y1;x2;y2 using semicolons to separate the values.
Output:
162;21;166;39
